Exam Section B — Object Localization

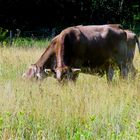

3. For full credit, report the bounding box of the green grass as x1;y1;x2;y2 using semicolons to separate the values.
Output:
1;37;50;48
0;42;140;139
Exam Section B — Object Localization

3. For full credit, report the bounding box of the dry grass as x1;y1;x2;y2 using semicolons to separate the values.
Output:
0;45;140;139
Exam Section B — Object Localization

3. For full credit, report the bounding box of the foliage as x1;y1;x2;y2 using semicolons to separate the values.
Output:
12;37;50;48
0;36;51;48
0;28;8;46
0;0;139;31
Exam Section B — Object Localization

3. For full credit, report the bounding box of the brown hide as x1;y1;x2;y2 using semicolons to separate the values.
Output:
55;25;128;81
80;29;140;79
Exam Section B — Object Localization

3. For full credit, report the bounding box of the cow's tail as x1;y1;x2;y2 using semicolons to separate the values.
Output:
136;35;140;53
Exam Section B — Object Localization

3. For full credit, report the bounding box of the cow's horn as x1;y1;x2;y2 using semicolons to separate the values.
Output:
71;68;81;72
44;69;51;73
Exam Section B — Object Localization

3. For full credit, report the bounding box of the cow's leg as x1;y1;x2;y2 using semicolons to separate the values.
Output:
131;64;137;78
114;41;128;80
128;62;138;79
115;54;128;79
118;61;128;80
105;64;114;82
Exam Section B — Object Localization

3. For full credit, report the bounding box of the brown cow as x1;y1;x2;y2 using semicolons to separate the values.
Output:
22;25;128;82
55;25;128;81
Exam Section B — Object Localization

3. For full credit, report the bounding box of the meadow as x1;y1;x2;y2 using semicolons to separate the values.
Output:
0;38;140;140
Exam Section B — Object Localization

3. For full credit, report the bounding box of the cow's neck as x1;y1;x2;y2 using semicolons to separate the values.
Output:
35;45;55;70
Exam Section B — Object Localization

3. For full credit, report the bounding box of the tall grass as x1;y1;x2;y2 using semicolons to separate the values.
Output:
0;37;50;48
0;42;140;139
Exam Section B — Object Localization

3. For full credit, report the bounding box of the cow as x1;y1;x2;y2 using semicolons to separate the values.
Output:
22;25;128;82
54;25;128;81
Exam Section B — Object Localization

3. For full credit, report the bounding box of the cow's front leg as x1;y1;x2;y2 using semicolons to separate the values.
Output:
127;62;137;79
118;62;128;80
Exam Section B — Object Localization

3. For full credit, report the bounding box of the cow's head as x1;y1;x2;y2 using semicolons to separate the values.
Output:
55;67;81;82
22;64;44;80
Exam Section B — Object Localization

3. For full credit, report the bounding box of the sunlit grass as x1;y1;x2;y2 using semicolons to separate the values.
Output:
2;37;51;48
0;42;140;139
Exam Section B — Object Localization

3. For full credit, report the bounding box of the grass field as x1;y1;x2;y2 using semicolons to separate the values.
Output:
0;40;140;139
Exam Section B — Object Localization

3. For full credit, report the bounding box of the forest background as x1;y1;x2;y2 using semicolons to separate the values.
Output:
0;0;140;38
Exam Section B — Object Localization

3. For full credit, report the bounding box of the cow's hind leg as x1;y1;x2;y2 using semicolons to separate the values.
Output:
117;61;128;80
105;64;114;82
114;41;128;80
128;62;138;79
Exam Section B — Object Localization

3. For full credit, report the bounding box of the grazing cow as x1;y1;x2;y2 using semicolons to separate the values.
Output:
22;25;128;82
54;25;128;81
